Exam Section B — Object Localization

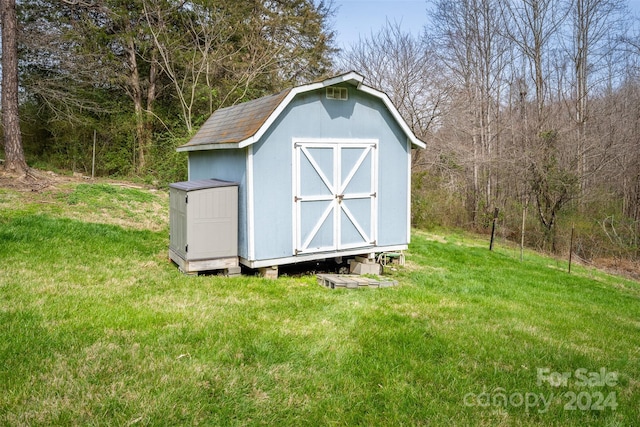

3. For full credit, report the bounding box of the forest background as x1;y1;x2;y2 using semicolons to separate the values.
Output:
2;0;640;268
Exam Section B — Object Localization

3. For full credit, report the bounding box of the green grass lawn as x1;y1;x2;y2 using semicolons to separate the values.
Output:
1;182;639;426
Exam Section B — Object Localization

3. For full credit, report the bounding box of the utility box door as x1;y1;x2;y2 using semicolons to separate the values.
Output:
169;188;188;258
169;179;238;261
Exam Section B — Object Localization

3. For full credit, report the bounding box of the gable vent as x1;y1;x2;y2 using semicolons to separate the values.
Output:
326;87;348;100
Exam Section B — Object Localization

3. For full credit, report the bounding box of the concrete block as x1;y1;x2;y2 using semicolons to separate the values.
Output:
259;266;279;279
350;259;382;275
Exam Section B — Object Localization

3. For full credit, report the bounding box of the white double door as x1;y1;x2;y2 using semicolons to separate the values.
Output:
293;139;378;254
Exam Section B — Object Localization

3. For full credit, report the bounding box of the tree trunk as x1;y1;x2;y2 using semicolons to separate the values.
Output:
126;36;150;174
575;0;588;195
1;0;28;175
143;47;158;167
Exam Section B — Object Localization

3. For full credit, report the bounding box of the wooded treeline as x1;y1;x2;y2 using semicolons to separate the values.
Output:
2;0;640;262
342;0;640;263
9;0;335;182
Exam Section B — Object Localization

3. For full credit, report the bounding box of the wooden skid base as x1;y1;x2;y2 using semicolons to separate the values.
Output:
316;274;397;289
169;248;239;276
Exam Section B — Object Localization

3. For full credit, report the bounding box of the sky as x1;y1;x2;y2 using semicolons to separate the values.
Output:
331;0;640;49
331;0;427;48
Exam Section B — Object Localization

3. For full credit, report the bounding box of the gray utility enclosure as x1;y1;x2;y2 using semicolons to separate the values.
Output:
169;179;240;274
171;71;425;273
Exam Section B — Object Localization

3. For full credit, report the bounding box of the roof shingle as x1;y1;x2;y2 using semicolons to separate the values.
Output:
181;88;291;148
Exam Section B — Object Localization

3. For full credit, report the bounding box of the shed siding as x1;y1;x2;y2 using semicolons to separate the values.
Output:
376;112;410;247
251;85;409;260
188;149;249;259
251;117;294;260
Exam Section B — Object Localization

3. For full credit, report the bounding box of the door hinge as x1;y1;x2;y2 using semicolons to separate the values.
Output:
185;195;188;204
185;244;188;253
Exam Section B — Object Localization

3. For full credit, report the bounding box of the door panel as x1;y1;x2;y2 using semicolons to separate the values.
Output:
340;147;372;195
300;200;334;251
300;147;334;196
340;198;372;248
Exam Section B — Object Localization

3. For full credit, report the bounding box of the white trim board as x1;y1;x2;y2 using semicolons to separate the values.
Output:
246;145;255;260
407;139;412;243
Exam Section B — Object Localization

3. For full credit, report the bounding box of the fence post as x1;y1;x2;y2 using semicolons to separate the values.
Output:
568;223;575;273
520;197;528;261
92;130;96;179
490;207;499;251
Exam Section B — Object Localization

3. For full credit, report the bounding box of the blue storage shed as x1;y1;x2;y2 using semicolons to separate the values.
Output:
177;72;425;271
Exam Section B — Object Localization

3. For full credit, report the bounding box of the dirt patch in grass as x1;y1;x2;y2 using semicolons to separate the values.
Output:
0;169;150;194
0;170;52;193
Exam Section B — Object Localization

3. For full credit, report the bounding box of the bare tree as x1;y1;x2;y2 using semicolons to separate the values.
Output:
502;0;568;126
339;19;455;214
143;0;233;133
431;0;511;224
569;0;627;191
1;0;28;175
340;21;446;140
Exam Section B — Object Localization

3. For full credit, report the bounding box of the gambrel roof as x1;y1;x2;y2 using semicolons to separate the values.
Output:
177;72;426;152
